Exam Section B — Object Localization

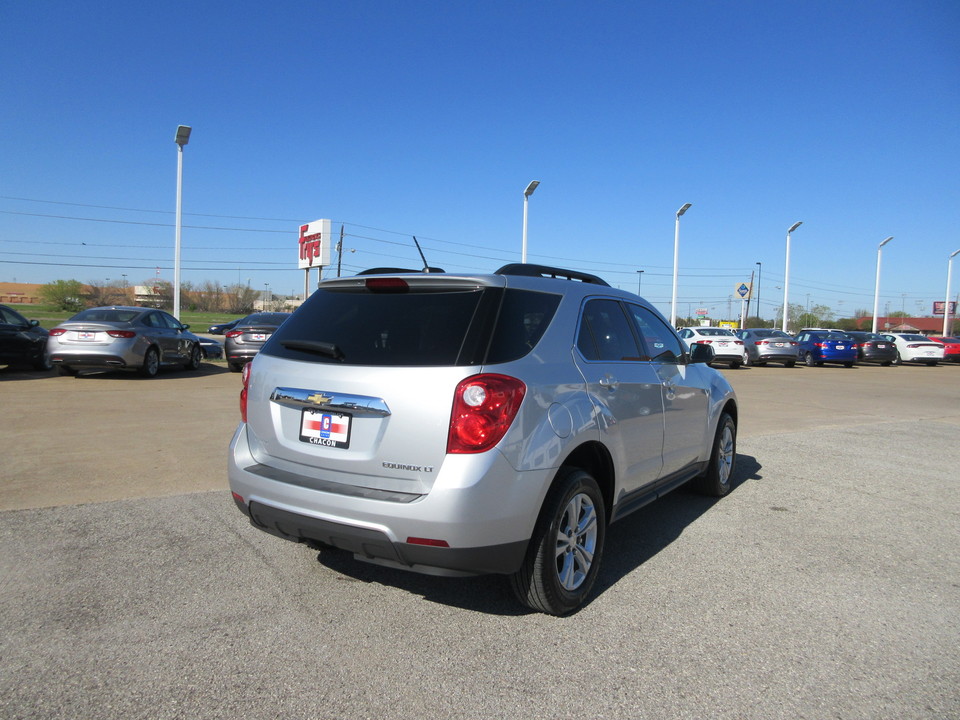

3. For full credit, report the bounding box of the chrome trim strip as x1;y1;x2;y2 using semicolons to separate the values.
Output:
270;387;391;417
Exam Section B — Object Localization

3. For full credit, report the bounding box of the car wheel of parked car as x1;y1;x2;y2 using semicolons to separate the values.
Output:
805;352;816;367
139;347;160;378
34;353;52;371
881;361;892;367
228;362;244;373
57;365;76;376
694;412;736;497
785;360;796;368
510;467;606;616
926;361;938;367
729;359;742;369
184;343;202;371
844;362;854;368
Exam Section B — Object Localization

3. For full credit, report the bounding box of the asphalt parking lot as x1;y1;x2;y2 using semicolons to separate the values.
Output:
1;360;958;719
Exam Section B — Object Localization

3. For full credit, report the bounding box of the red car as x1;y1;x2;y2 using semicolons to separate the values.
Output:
929;336;960;362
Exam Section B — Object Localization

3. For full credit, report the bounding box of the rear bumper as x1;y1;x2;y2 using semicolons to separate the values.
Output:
49;353;130;367
228;423;548;577
238;498;526;575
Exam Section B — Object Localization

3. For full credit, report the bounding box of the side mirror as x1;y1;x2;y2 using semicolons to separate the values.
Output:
689;343;715;364
180;323;190;331
29;319;40;328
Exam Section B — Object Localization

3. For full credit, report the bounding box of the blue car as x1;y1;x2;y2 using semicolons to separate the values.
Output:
794;330;858;367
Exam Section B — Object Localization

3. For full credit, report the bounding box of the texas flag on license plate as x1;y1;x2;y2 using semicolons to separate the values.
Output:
299;410;351;448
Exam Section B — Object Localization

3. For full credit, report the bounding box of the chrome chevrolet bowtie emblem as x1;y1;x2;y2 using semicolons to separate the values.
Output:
305;393;332;405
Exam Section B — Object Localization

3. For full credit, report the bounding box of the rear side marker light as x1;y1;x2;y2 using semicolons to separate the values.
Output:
406;537;450;547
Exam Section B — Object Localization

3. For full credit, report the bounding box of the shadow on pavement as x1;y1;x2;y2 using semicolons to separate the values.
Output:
312;453;763;616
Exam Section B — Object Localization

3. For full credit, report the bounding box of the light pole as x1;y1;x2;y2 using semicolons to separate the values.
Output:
173;125;191;320
871;236;894;333
782;221;802;333
755;262;762;322
264;282;270;309
521;180;540;263
944;249;960;335
670;203;692;327
636;269;644;294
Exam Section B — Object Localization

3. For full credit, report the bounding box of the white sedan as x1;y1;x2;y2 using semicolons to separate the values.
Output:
678;326;746;368
880;333;945;366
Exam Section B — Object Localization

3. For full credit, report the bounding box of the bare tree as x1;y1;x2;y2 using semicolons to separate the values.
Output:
224;283;258;314
85;280;124;307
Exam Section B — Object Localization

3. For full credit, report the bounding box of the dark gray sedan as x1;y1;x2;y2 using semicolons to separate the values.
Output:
735;328;799;367
224;312;291;372
842;331;897;365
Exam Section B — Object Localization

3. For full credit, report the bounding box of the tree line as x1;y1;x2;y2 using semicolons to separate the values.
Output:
38;278;276;314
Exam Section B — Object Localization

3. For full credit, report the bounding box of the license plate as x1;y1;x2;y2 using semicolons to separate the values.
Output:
836;345;845;349
877;344;887;348
299;409;351;448
78;331;96;341
251;333;268;341
774;342;785;347
717;341;729;347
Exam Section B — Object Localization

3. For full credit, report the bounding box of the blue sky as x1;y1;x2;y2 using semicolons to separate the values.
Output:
2;0;958;321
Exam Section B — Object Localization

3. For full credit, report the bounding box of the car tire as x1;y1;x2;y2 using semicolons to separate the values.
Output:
57;365;76;376
881;361;892;367
756;361;767;367
926;361;938;367
805;352;816;367
184;343;202;371
844;362;854;368
694;412;737;497
34;352;53;371
228;362;244;373
893;351;902;366
730;359;742;369
139;347;160;378
509;467;606;616
785;360;796;368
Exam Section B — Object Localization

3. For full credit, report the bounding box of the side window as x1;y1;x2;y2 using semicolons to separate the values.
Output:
159;312;183;330
626;304;685;363
142;313;161;328
576;299;642;362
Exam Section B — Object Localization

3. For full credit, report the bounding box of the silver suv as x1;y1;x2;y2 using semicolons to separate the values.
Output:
228;264;738;615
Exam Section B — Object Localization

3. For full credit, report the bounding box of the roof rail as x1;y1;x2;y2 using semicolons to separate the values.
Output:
495;263;610;287
356;267;446;275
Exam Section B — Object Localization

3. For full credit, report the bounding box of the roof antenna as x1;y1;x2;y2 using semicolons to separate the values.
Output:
412;236;431;272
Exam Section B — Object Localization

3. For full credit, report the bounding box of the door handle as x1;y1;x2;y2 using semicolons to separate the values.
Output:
599;374;619;391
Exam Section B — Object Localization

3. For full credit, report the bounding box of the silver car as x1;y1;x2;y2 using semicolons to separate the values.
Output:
48;306;203;377
735;328;799;367
228;264;738;615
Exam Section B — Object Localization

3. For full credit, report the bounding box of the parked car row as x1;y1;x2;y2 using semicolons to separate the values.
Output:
677;324;958;369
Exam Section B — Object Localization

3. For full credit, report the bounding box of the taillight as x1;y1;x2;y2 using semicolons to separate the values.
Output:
49;328;66;336
814;342;825;348
447;374;525;454
733;340;744;346
106;330;136;338
225;330;244;338
755;341;765;346
695;339;713;344
240;362;251;422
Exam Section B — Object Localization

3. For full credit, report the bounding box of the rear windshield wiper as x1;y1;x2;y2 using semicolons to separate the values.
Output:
280;339;345;360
